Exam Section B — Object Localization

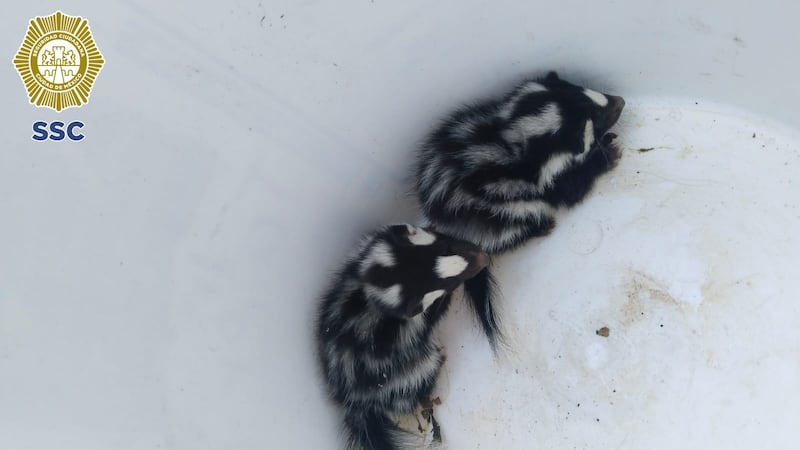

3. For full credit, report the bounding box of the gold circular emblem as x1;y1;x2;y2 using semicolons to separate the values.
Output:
13;11;104;112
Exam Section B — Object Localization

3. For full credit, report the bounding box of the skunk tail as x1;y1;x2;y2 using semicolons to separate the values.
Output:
463;266;504;352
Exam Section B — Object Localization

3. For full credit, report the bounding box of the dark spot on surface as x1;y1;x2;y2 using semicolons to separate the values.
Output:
637;147;656;153
260;15;265;26
752;132;757;138
660;324;664;328
733;35;746;48
596;326;610;337
280;14;285;19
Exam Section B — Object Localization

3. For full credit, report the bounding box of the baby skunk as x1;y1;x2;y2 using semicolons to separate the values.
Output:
414;71;625;350
316;224;488;450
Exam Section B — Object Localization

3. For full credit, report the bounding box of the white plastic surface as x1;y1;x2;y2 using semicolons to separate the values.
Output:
1;2;798;449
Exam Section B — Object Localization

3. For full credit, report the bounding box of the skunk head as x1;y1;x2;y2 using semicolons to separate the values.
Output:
359;224;488;318
537;71;625;155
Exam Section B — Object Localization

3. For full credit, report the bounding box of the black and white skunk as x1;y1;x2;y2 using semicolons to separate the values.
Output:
316;224;488;450
415;71;626;350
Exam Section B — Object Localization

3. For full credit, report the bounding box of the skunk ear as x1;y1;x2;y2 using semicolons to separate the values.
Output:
545;71;560;82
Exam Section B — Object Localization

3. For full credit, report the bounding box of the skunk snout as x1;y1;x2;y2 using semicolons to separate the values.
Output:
605;95;625;127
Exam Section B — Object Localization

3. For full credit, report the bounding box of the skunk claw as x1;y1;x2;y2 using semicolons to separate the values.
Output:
602;133;618;145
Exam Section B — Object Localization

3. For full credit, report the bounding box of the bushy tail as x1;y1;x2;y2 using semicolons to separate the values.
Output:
344;410;441;450
463;266;503;352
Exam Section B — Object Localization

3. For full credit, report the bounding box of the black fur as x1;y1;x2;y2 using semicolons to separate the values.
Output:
316;224;488;449
462;267;501;349
415;72;625;349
